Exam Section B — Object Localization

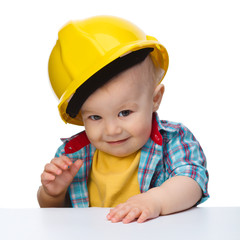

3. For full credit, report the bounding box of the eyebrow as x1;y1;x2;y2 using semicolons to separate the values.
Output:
119;103;138;110
80;109;96;116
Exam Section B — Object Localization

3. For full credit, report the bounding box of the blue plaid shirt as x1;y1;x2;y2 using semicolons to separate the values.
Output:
55;112;209;207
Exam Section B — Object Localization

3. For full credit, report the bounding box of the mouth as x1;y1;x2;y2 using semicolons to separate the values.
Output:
106;138;129;145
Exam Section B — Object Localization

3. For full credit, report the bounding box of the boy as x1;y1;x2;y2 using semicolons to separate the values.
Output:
38;16;209;224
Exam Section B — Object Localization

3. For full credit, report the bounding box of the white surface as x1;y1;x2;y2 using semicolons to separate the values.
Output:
0;0;240;208
0;207;239;240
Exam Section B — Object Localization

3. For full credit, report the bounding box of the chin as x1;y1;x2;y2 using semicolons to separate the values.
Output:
108;150;136;158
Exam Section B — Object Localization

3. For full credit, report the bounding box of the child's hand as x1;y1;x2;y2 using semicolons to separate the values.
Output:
41;156;83;197
107;190;162;224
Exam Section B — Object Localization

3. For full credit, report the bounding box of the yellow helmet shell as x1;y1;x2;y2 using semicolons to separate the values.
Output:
48;15;169;125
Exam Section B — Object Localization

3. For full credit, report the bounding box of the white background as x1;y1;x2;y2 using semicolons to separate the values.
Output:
0;0;239;208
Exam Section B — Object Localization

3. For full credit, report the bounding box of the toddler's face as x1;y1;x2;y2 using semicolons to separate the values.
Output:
81;61;160;157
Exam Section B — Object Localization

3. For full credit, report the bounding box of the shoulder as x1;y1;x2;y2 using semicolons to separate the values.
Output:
158;119;194;142
158;119;204;156
154;112;189;135
159;120;205;159
153;112;197;145
159;120;186;132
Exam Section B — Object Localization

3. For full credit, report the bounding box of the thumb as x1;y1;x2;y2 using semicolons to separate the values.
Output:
69;159;83;177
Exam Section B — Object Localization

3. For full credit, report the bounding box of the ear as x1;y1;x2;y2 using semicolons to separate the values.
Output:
153;84;165;112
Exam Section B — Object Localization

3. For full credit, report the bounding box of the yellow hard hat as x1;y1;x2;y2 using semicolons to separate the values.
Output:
48;15;169;125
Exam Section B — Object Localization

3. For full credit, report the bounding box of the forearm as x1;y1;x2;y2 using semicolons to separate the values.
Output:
149;176;202;215
37;186;67;208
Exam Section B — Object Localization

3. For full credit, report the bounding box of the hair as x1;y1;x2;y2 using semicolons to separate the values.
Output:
146;55;165;86
128;54;165;94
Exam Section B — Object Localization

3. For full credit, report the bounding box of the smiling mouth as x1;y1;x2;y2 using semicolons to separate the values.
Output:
106;138;129;145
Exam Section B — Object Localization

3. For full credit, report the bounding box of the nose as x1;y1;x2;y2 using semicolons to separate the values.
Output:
104;119;122;136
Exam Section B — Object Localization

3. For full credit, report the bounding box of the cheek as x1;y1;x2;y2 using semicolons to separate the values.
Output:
84;123;101;143
130;117;152;140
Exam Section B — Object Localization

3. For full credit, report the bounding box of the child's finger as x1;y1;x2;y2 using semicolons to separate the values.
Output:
122;208;141;224
44;163;62;175
68;159;83;177
137;209;151;223
41;171;55;183
109;205;131;223
59;155;73;165
107;203;124;219
51;157;71;170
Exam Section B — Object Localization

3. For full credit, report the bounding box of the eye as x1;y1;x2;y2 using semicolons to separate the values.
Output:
118;110;132;117
89;115;101;121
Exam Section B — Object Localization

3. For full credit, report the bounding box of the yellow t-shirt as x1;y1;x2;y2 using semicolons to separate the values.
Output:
88;149;141;207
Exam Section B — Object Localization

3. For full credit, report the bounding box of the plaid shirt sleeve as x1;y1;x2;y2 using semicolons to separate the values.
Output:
161;121;209;204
